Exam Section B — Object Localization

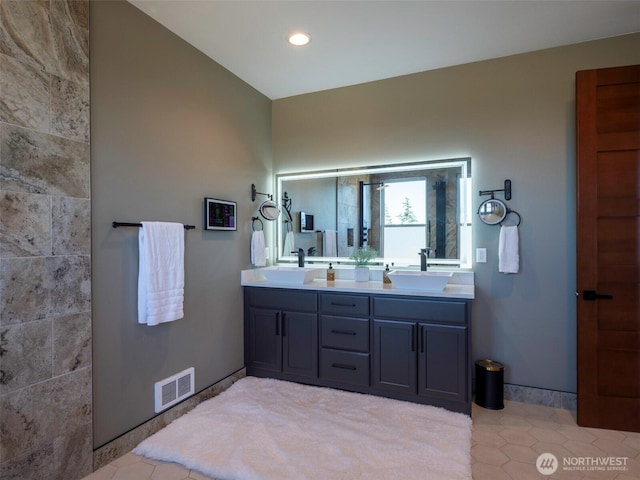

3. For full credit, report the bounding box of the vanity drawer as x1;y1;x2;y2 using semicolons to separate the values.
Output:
320;349;370;387
320;316;370;352
248;287;317;313
320;293;369;316
373;296;467;324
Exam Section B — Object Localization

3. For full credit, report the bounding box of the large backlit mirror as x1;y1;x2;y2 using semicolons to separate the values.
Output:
276;158;472;269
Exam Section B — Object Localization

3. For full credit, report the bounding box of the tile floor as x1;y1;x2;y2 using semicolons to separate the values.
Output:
471;401;639;480
83;400;640;480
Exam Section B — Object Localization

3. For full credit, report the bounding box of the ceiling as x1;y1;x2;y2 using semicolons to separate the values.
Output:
128;0;640;100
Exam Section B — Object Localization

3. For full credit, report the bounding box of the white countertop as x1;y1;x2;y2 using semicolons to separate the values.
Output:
241;268;474;299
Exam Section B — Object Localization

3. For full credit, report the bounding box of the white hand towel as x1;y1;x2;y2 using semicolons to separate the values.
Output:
251;230;267;266
283;231;295;256
499;225;519;274
323;229;338;257
138;222;185;326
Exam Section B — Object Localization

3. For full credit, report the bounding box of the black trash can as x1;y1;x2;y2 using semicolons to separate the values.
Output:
475;359;504;410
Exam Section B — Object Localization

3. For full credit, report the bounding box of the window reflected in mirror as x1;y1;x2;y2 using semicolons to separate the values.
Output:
277;158;472;269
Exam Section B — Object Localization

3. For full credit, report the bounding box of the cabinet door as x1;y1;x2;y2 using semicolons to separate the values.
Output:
247;307;282;372
282;311;318;379
418;323;467;402
372;319;416;394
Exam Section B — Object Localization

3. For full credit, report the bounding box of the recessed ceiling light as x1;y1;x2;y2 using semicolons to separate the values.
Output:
287;32;311;47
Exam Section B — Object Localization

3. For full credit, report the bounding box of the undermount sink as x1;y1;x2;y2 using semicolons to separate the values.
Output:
387;270;453;291
260;267;321;285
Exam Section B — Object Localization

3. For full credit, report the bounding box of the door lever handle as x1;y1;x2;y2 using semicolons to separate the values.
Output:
583;290;613;301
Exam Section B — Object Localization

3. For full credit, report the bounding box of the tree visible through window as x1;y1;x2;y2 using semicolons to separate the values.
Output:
398;197;418;224
383;180;426;224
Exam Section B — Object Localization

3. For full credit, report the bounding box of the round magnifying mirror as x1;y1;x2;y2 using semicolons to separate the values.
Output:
259;200;281;221
478;198;507;225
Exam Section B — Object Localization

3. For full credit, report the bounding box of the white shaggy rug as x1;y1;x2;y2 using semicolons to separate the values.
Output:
134;376;472;480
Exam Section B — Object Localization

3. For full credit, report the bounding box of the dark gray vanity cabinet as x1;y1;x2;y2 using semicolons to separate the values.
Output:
418;322;467;403
372;319;417;394
244;287;318;380
243;286;471;415
319;293;371;390
372;296;470;412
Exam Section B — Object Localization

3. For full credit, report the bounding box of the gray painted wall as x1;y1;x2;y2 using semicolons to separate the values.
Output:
273;33;640;394
91;0;271;447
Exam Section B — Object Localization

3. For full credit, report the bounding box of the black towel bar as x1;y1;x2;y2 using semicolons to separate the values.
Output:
112;221;196;230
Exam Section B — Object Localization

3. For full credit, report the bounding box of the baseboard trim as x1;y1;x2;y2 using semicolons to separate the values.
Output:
93;368;246;471
504;383;577;411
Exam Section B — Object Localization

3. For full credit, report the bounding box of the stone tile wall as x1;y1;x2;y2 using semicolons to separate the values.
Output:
0;1;91;479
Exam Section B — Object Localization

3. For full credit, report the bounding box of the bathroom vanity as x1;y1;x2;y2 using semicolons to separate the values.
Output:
242;270;474;415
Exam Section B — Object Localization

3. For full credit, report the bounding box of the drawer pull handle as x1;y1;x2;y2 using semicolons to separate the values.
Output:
331;302;357;307
331;329;357;336
332;363;357;371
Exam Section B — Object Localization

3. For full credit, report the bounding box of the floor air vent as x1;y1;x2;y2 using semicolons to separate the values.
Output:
154;367;195;413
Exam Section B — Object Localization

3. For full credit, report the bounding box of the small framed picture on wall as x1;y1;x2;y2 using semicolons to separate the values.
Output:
204;198;236;231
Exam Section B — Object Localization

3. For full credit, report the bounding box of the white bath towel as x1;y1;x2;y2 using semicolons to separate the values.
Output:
138;222;185;326
323;229;338;257
283;231;295;256
499;225;519;274
251;230;267;266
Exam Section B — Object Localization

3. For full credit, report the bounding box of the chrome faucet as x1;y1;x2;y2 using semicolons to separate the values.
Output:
292;248;305;267
419;248;428;271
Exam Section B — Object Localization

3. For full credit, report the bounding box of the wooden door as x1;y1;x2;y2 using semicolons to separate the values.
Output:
576;64;640;432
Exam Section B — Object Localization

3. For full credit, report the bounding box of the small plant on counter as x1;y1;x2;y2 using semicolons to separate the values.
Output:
349;246;378;266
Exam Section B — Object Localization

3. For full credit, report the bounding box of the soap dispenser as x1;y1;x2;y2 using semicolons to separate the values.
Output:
326;263;335;282
383;264;392;284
